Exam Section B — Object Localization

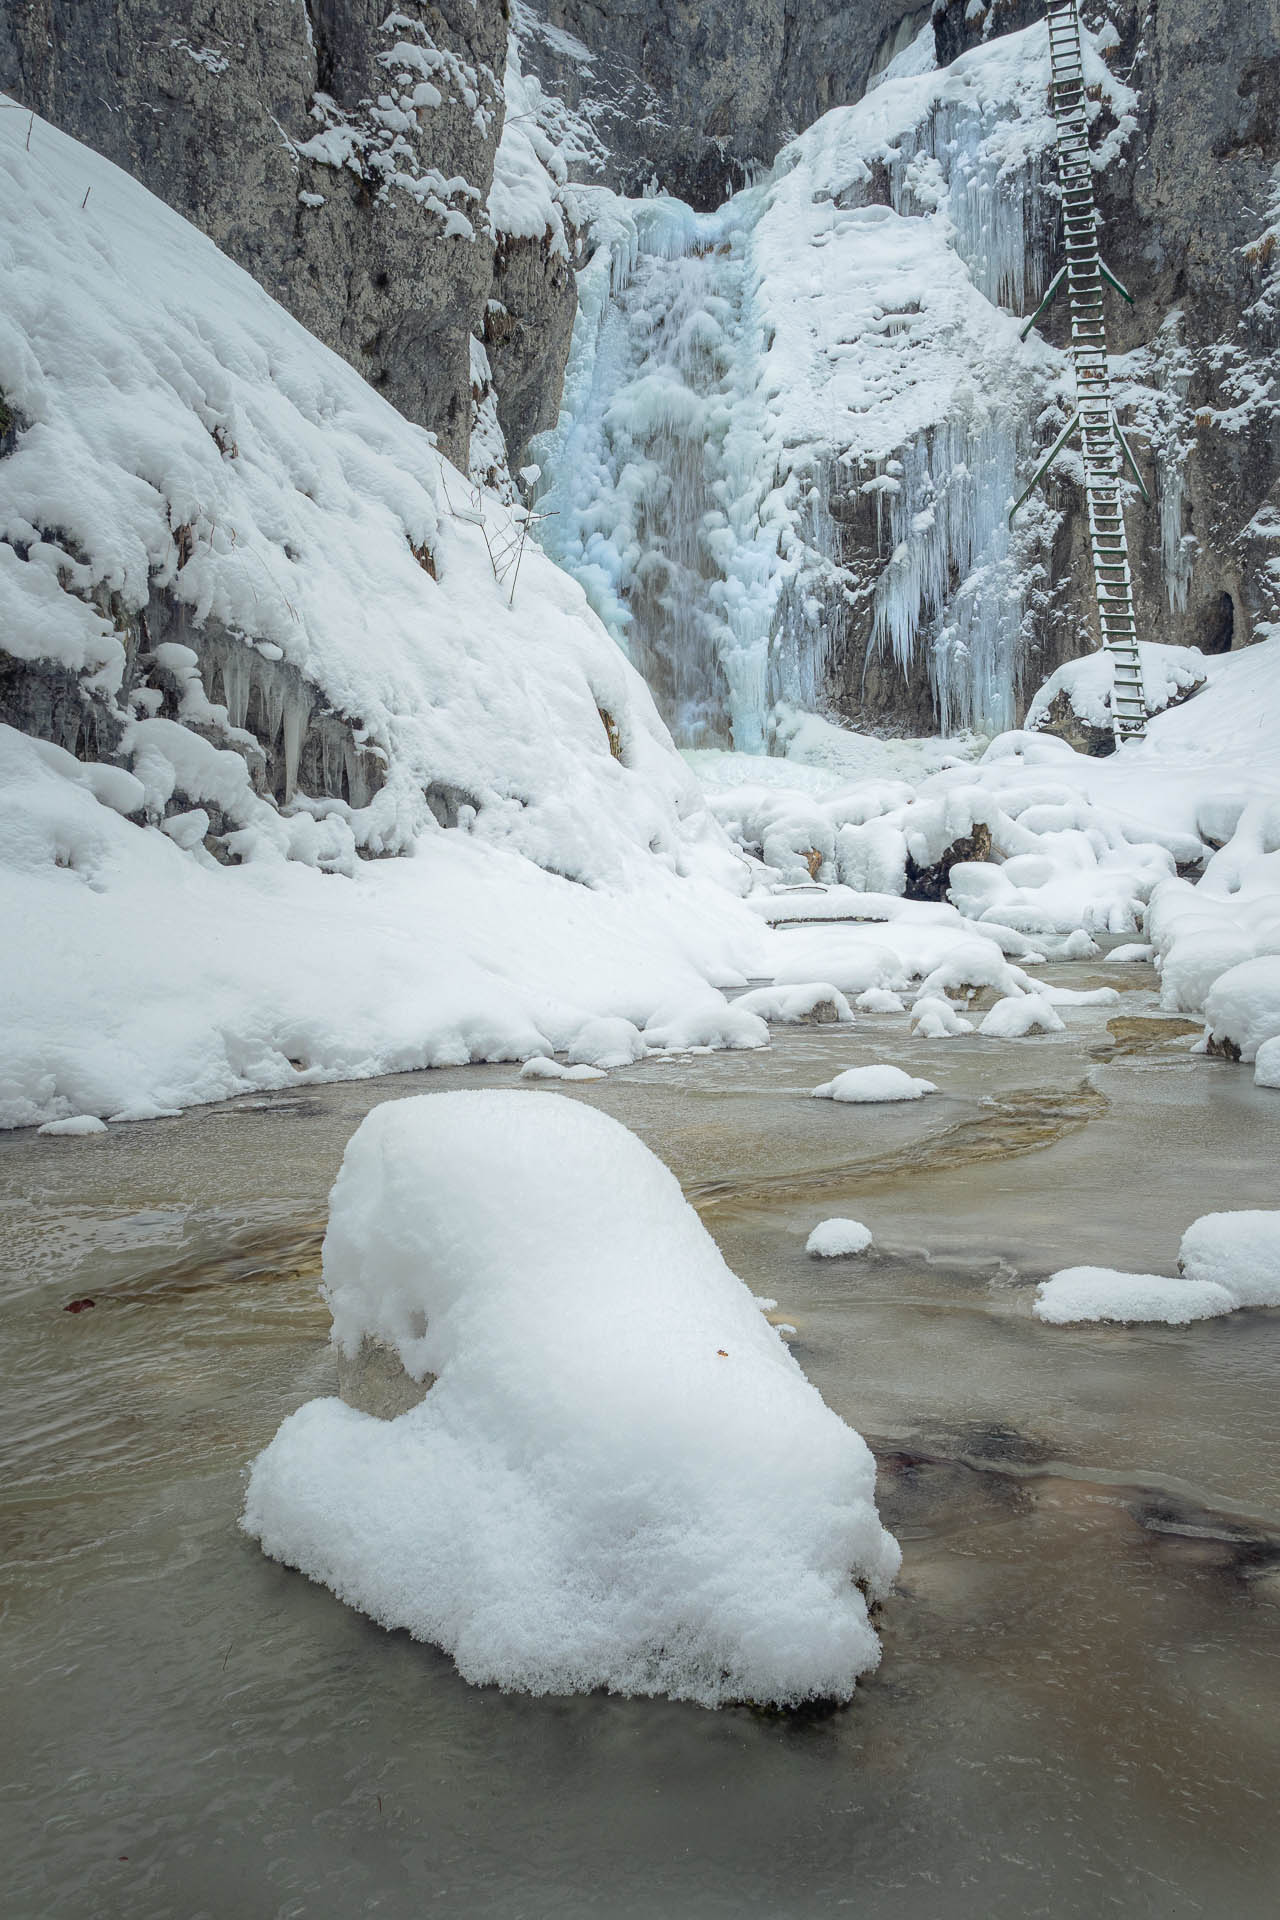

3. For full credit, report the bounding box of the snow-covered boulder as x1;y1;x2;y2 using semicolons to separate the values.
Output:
1203;957;1280;1062
979;995;1065;1038
1027;644;1207;757
565;1017;649;1069
1178;1212;1280;1308
812;1065;937;1103
519;1057;606;1082
733;983;854;1026
910;994;974;1038
806;1218;874;1259
1256;1036;1280;1088
242;1093;901;1706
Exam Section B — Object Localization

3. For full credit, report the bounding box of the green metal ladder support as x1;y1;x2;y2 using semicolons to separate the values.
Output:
1011;0;1148;745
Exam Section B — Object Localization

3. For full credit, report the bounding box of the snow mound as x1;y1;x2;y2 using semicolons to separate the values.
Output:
643;992;770;1053
979;994;1065;1038
242;1093;901;1706
519;1057;605;1082
1109;943;1153;963
1178;1212;1280;1308
1033;1268;1236;1327
565;1017;649;1069
856;988;907;1014
812;1065;937;1103
1256;1036;1280;1088
806;1219;874;1259
910;994;974;1038
36;1113;108;1136
733;983;854;1026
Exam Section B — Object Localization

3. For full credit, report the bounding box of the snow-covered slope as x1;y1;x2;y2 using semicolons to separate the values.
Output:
0;103;766;1129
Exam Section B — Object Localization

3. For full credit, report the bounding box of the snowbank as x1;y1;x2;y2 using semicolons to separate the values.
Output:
812;1065;936;1104
806;1218;874;1259
243;1093;901;1705
0;105;774;1129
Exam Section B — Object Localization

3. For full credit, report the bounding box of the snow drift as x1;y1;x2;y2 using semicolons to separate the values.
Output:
242;1092;901;1706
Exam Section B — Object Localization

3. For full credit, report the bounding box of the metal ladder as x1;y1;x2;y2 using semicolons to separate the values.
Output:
1011;0;1148;745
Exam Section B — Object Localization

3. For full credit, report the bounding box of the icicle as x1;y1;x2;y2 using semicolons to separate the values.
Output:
281;686;312;802
222;646;251;730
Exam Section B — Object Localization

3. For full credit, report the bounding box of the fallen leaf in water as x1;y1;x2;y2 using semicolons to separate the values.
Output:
64;1298;95;1313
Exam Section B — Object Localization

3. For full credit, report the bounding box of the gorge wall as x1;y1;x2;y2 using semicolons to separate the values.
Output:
3;0;1280;759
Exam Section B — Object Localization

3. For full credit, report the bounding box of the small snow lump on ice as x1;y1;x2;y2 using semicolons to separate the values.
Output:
812;1065;937;1103
242;1091;900;1707
1033;1268;1236;1327
806;1218;874;1259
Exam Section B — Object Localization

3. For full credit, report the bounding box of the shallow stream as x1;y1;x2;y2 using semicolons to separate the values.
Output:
2;954;1278;1917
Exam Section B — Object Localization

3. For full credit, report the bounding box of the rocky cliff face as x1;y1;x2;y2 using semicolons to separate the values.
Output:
0;0;520;467
516;0;932;206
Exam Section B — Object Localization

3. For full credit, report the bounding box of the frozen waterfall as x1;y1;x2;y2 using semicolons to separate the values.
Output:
531;19;1108;748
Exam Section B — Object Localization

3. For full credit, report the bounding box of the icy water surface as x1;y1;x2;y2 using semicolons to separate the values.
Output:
2;955;1279;1918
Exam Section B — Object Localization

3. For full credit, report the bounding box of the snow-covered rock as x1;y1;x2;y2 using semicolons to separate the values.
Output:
806;1218;874;1259
733;983;854;1026
1256;1036;1280;1088
979;995;1065;1038
243;1092;901;1705
519;1057;606;1081
1035;1211;1280;1325
564;1016;649;1069
1203;957;1280;1063
36;1113;108;1137
910;994;974;1038
1178;1212;1280;1308
1033;1268;1236;1327
1027;643;1208;755
812;1065;937;1104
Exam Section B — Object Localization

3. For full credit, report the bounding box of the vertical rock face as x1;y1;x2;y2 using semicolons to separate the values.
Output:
518;0;931;206
0;0;509;465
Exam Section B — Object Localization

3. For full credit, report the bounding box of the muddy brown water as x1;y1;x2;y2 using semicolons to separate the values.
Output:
2;955;1279;1918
